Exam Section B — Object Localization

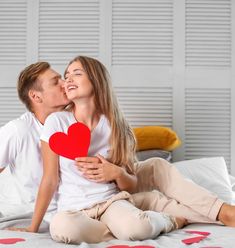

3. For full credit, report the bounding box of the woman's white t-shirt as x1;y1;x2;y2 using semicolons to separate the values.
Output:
40;111;118;211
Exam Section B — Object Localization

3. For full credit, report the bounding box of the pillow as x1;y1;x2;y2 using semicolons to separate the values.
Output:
136;149;172;162
133;126;181;151
229;175;235;189
173;157;233;203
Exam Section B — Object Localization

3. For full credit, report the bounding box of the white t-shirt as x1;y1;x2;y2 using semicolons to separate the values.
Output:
0;112;57;218
41;111;119;211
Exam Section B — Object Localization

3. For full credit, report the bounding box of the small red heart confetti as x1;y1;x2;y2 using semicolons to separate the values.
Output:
107;246;155;248
200;247;223;248
0;238;25;245
185;230;211;236
49;122;90;160
182;235;207;245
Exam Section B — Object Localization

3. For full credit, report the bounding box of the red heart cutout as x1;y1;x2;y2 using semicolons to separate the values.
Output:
107;246;155;248
0;238;25;244
49;122;90;160
185;230;211;236
200;247;223;248
182;235;207;245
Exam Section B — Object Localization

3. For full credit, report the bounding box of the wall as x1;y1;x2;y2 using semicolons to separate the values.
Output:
0;0;234;173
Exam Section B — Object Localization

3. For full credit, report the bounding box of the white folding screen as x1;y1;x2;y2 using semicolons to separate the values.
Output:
185;88;231;171
39;0;100;63
0;0;234;173
0;0;27;65
112;0;173;66
0;0;27;126
184;0;232;171
185;0;231;67
115;87;173;127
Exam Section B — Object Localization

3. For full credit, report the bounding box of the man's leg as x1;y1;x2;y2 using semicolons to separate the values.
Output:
132;191;219;224
136;158;223;221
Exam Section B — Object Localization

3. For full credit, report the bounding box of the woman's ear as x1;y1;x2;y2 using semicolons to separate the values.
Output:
28;89;42;103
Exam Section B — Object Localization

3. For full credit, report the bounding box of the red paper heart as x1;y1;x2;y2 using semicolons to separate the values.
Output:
185;230;211;236
49;122;90;160
107;246;155;248
182;235;207;245
200;247;223;248
0;238;25;244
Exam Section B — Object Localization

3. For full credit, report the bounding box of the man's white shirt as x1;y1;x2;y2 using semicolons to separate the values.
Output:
0;112;57;219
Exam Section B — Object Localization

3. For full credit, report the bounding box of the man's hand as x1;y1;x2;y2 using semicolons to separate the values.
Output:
0;168;5;173
6;226;36;233
75;155;123;183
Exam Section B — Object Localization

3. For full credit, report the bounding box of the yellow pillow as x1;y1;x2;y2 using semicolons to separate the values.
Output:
133;126;181;151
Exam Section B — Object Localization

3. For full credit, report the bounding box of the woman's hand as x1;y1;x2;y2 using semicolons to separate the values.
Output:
75;154;123;183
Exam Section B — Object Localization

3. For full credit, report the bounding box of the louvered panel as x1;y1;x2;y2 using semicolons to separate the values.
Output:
186;0;231;67
0;0;27;65
112;0;173;66
39;0;100;64
185;88;231;171
115;87;173;127
0;87;26;127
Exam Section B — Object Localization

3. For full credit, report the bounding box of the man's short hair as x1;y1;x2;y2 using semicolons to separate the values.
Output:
17;62;50;111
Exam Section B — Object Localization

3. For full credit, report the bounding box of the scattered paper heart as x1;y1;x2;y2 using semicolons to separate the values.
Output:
49;122;90;160
107;245;155;248
182;235;207;245
0;238;25;245
185;230;211;236
200;247;223;248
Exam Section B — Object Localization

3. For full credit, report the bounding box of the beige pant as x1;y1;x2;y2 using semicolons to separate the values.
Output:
50;157;224;244
50;191;175;244
134;157;224;223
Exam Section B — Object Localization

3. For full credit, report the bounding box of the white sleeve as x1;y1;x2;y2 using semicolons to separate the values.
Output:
0;121;18;168
40;113;60;143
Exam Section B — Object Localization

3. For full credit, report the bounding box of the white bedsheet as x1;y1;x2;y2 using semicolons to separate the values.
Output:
0;223;235;248
1;173;235;247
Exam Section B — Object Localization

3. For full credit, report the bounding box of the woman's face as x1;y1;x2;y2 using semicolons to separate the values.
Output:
64;61;94;101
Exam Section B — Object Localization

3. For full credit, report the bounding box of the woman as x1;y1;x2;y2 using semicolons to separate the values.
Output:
14;56;185;244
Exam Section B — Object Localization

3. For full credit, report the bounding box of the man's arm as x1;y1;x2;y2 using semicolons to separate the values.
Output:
75;155;138;193
0;121;18;172
7;141;59;233
29;141;59;232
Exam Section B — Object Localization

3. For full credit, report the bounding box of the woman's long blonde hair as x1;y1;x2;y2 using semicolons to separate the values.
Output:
65;56;137;173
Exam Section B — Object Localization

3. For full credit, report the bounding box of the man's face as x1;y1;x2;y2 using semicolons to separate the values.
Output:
38;68;70;110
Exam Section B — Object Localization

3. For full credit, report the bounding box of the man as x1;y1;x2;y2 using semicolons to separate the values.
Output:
1;61;235;236
0;62;70;219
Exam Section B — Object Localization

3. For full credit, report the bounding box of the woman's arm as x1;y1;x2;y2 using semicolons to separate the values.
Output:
75;155;137;193
8;141;60;233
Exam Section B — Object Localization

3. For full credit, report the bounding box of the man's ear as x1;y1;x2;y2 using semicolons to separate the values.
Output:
28;89;42;103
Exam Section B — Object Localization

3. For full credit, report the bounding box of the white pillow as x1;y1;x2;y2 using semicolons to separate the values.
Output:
173;157;233;204
229;174;235;189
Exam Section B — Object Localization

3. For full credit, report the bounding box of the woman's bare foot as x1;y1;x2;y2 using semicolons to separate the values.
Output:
217;203;235;227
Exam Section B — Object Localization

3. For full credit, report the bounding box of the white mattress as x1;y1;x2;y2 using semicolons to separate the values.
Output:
0;222;235;248
1;190;235;247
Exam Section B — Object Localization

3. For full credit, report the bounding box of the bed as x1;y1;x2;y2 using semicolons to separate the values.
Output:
1;219;235;247
1;156;235;247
